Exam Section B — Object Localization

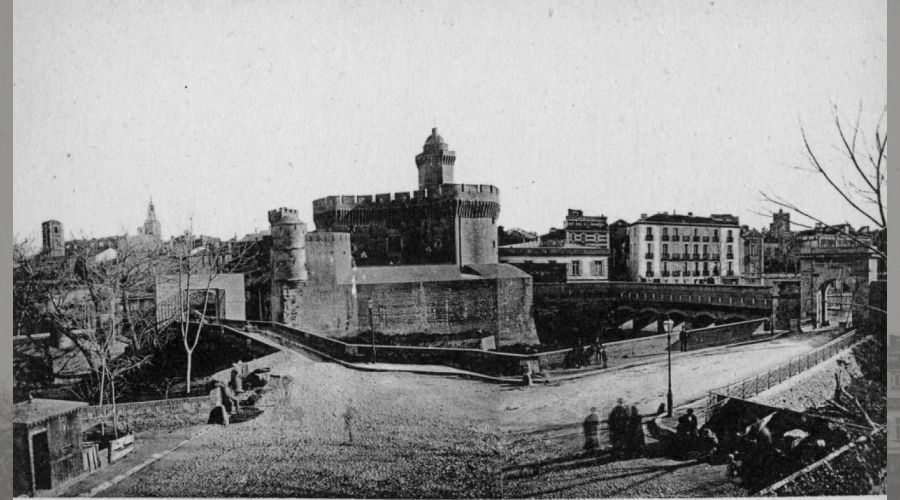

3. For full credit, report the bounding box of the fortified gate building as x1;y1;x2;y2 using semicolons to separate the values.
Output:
270;129;539;346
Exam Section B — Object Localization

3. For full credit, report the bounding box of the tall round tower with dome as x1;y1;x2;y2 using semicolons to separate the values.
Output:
415;128;457;190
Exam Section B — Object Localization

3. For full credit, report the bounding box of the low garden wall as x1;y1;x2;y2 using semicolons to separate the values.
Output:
239;320;530;378
679;318;768;351
79;392;218;432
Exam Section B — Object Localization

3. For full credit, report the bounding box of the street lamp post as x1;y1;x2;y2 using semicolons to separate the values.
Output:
368;299;376;364
665;318;675;417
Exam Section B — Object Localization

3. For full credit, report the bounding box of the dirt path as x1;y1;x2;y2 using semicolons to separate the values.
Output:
97;333;833;498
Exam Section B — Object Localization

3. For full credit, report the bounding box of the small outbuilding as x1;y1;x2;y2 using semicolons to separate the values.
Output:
13;398;88;497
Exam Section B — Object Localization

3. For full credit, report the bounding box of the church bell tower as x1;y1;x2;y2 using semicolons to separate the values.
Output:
140;199;162;238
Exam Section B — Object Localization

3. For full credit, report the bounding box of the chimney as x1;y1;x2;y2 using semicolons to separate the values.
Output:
688;212;693;217
640;213;647;221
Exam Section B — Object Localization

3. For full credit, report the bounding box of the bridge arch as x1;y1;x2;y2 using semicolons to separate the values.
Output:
816;278;855;327
692;313;717;329
664;310;689;330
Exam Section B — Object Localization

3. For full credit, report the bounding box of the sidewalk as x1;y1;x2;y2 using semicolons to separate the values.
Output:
59;425;211;497
542;330;792;384
256;327;796;386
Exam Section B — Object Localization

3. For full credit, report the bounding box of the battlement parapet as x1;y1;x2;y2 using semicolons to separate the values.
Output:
313;184;500;212
268;207;301;224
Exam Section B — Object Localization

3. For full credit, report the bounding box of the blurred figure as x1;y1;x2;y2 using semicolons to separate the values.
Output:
583;407;601;453
699;427;719;462
608;398;629;458
627;406;646;457
229;369;243;394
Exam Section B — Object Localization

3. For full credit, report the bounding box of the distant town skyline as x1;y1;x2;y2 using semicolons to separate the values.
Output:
13;0;886;244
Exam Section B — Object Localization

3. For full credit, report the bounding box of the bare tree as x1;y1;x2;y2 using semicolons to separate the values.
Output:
13;234;169;424
762;105;887;259
167;225;252;394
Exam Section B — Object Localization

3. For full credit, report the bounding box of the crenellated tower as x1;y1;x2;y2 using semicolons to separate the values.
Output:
268;207;308;322
314;128;499;267
415;128;456;190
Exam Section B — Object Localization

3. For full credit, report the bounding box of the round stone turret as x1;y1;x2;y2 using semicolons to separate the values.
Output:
415;127;456;190
269;207;307;283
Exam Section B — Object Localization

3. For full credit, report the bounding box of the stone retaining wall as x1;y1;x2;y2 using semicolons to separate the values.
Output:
680;318;768;351
79;393;218;432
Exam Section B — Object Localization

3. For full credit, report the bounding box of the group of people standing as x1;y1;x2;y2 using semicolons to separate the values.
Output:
566;337;609;369
582;399;646;458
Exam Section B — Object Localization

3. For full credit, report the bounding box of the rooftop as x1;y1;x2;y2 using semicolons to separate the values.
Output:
14;398;87;427
637;213;740;226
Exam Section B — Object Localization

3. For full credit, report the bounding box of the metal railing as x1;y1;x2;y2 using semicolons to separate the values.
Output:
714;329;862;401
659;329;865;432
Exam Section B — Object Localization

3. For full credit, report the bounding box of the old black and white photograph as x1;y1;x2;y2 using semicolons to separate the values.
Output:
11;0;889;497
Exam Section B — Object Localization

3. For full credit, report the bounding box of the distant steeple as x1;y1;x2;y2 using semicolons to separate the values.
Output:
139;198;162;238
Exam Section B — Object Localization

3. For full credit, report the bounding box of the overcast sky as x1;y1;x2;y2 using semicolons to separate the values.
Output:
14;0;887;244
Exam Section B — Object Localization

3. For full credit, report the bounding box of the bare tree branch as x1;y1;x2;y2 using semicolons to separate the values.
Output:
759;192;886;260
800;125;883;228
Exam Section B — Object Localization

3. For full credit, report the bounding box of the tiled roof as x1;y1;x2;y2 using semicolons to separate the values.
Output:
639;214;739;226
14;398;87;426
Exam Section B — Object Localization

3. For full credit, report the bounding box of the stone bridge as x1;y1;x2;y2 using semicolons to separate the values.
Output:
533;282;788;344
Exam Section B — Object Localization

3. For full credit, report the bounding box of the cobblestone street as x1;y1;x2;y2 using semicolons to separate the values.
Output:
95;333;833;498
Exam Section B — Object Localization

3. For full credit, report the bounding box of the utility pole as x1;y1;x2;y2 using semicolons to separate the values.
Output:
665;318;675;417
368;299;376;364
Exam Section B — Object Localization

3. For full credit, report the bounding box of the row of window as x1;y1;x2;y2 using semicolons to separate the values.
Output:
646;261;734;273
646;243;735;256
645;227;735;238
568;233;609;243
570;260;605;277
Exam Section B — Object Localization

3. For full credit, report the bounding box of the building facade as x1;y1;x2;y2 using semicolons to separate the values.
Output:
628;212;743;284
795;222;874;253
741;226;764;284
499;209;610;283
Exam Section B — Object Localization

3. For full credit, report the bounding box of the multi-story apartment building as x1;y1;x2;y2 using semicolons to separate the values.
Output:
628;212;742;285
741;226;764;284
563;209;610;247
500;209;610;282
